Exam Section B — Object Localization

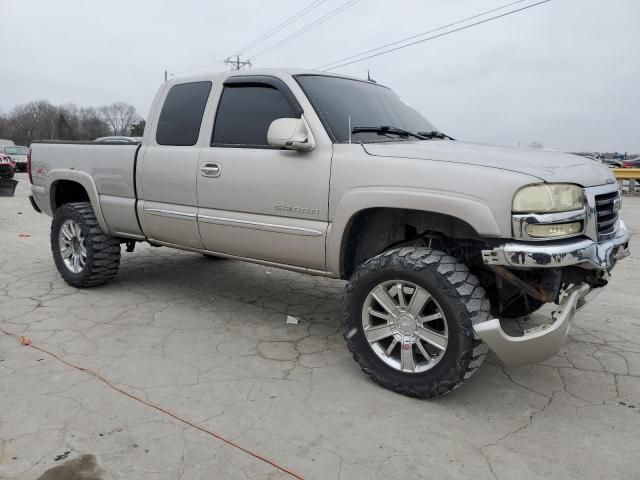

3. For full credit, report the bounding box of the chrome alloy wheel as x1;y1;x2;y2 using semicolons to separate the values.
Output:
58;219;87;274
362;280;449;373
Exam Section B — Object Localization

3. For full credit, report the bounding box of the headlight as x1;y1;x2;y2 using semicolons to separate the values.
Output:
513;184;583;213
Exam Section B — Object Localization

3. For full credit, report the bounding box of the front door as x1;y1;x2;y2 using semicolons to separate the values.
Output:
196;76;331;270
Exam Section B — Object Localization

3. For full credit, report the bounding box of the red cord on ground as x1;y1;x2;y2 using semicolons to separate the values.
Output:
0;325;304;480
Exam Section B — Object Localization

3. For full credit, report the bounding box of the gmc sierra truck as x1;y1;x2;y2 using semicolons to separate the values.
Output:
29;68;630;398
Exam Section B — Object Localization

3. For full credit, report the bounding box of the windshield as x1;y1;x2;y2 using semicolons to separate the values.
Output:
4;146;28;155
295;75;436;143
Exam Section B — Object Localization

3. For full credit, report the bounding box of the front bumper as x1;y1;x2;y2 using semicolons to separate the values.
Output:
482;219;630;270
476;220;631;366
474;284;596;366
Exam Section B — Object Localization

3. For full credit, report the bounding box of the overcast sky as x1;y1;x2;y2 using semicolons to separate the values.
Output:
1;0;638;152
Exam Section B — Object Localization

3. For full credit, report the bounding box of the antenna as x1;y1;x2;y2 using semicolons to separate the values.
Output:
367;70;376;83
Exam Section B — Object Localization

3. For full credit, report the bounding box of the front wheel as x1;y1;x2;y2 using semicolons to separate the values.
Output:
51;202;121;288
343;247;490;398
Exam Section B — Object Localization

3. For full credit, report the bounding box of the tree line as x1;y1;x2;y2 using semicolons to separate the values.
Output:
0;100;146;146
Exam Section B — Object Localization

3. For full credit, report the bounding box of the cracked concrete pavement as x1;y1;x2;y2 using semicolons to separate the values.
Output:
1;173;639;479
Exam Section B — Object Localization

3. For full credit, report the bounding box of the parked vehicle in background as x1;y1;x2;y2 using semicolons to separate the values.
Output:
28;68;630;398
604;159;623;168
0;154;15;178
2;145;29;172
0;139;15;146
94;136;142;144
621;158;640;168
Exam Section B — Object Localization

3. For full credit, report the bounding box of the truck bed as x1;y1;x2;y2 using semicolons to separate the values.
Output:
30;141;143;238
31;141;139;198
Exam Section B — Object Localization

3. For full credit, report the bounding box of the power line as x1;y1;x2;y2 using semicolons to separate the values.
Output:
316;0;532;70
172;59;227;77
249;0;360;62
322;0;552;71
173;0;329;77
231;0;329;58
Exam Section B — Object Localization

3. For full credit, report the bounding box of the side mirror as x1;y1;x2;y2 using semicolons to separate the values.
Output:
267;118;315;151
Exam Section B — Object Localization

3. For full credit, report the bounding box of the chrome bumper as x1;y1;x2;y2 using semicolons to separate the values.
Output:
473;284;595;367
482;220;630;270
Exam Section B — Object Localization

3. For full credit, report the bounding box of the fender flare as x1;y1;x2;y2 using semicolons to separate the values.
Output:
45;169;110;234
326;187;503;276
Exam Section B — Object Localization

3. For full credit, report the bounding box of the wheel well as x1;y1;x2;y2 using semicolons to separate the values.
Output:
51;180;90;211
340;208;484;279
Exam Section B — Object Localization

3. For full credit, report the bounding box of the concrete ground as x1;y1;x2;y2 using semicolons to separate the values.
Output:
1;173;639;480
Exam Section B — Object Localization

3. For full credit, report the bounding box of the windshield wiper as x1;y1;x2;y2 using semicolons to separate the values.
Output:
351;125;426;141
417;130;455;140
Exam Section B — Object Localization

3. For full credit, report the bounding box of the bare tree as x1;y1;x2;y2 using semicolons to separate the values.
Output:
9;100;59;144
78;107;110;139
129;119;146;137
0;100;135;144
0;111;8;139
99;102;140;136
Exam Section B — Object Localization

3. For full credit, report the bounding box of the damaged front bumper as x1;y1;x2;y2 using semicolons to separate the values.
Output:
481;220;630;270
474;221;630;367
474;284;596;367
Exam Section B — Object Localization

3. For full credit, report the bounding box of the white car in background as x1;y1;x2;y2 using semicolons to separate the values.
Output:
2;145;28;172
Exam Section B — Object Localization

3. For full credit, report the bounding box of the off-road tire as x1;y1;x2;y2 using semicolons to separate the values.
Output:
343;247;490;398
51;202;121;288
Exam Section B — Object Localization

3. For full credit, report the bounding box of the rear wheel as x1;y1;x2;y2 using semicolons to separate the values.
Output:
51;202;121;288
343;247;490;398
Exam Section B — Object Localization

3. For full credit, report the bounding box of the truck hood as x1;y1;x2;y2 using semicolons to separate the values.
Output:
362;141;616;187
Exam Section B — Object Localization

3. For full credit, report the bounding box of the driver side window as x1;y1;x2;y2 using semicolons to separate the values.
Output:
212;85;298;148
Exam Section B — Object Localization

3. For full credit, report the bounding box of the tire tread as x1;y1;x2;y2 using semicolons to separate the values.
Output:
51;202;120;288
343;246;490;398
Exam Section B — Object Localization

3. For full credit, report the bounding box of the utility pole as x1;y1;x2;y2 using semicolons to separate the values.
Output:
224;55;252;70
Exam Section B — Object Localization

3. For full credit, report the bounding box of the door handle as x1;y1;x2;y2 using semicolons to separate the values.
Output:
200;162;221;178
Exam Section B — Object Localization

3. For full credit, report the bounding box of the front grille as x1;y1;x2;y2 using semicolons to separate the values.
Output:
594;190;619;240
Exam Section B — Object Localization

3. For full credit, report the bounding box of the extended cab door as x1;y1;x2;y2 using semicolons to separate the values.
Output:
196;75;331;270
137;81;212;249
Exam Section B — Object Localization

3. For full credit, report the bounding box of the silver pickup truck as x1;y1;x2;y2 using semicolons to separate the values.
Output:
29;68;630;398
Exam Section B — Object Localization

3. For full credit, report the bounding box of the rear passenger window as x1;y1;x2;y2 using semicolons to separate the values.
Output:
212;85;298;147
156;81;212;146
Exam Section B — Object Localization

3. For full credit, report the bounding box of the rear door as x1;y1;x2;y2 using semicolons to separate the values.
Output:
137;81;212;249
196;75;332;270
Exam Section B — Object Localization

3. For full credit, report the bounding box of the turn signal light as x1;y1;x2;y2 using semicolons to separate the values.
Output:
526;222;582;238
